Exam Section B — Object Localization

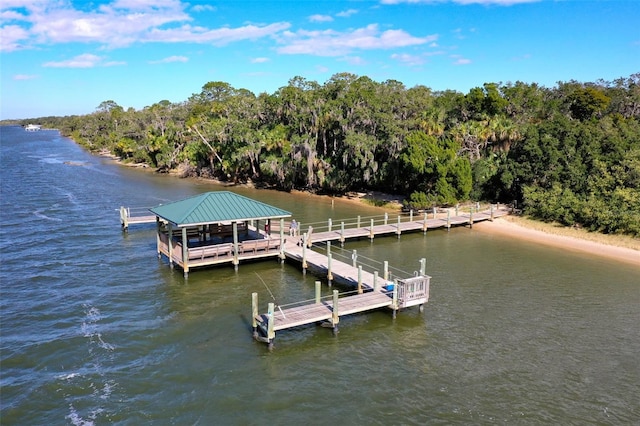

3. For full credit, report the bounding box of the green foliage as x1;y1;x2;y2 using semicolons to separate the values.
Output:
30;73;640;236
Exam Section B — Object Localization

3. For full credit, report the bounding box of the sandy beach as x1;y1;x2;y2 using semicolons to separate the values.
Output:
473;216;640;267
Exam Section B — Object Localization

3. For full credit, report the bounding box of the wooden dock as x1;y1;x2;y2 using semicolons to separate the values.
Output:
119;206;156;230
252;239;430;348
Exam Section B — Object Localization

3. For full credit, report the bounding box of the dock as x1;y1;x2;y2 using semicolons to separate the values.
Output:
119;206;156;230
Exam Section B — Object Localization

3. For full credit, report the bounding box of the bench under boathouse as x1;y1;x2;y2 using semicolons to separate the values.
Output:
149;191;291;277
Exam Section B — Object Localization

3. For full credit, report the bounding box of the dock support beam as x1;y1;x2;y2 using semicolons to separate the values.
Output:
267;303;275;349
252;293;259;338
315;281;321;304
331;290;339;335
370;219;375;240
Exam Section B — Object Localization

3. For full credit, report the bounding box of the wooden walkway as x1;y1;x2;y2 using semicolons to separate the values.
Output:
301;206;508;246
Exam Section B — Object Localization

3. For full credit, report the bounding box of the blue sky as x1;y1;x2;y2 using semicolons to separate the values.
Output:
1;0;638;120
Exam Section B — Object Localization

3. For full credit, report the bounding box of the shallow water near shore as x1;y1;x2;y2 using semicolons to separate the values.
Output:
1;126;639;425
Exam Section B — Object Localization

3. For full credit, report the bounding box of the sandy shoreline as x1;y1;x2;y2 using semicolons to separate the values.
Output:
473;217;640;267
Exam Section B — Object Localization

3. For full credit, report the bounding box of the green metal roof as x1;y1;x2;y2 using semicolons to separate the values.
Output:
149;191;291;226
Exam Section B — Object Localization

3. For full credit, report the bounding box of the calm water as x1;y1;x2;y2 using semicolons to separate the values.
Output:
1;126;639;425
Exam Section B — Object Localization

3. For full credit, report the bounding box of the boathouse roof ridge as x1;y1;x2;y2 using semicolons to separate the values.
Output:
149;191;291;226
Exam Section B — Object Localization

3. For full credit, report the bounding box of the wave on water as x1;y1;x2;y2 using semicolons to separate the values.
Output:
33;208;63;222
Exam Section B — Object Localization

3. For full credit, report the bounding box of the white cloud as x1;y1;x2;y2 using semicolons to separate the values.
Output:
336;9;358;18
340;56;367;65
43;53;125;68
149;55;188;64
191;4;216;12
146;22;290;45
380;0;539;4
251;57;270;63
277;24;437;56
13;74;38;80
391;53;426;66
309;14;333;23
0;0;289;50
451;54;471;65
0;24;29;51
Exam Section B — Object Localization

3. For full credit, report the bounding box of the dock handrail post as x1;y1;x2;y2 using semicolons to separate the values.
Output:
267;303;275;344
340;222;345;245
420;258;426;276
352;250;357;267
476;201;480;211
306;226;313;247
384;212;388;225
456;203;459;216
331;290;340;334
327;241;331;256
433;207;437;219
410;209;413;222
120;206;129;231
357;215;361;228
182;227;189;278
384;261;389;281
469;207;474;228
328;218;332;232
447;210;451;231
370;219;374;240
315;281;321;304
490;204;494;221
357;266;363;294
279;218;285;259
374;271;379;291
396;215;401;238
392;279;399;319
423;211;428;233
302;234;308;271
252;293;259;338
327;253;333;286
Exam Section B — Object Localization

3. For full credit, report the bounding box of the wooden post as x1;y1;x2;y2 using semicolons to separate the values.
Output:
396;215;401;238
306;226;313;247
384;261;389;281
357;266;363;294
156;217;161;259
252;293;259;338
327;253;333;285
469;208;474;228
120;206;129;231
357;215;361;228
352;249;357;267
447;210;451;231
167;222;173;268
232;222;239;269
302;234;308;271
267;302;275;347
392;279;399;319
315;281;321;304
420;258;426;276
423;211;428;233
182;227;189;277
279;218;285;259
433;207;436;219
370;218;374;240
328;218;332;232
384;212;388;225
374;271;379;291
410;209;413;222
331;290;339;334
490;204;494;221
456;203;459;216
340;222;345;245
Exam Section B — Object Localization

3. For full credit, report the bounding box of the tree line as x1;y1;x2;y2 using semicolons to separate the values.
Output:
28;72;640;236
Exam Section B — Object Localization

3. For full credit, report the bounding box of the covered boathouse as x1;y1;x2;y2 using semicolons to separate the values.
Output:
150;191;291;277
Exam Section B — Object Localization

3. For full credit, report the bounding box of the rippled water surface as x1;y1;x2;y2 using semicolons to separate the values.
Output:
1;126;639;425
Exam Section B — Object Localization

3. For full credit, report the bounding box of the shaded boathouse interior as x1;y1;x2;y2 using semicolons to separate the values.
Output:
150;191;291;276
